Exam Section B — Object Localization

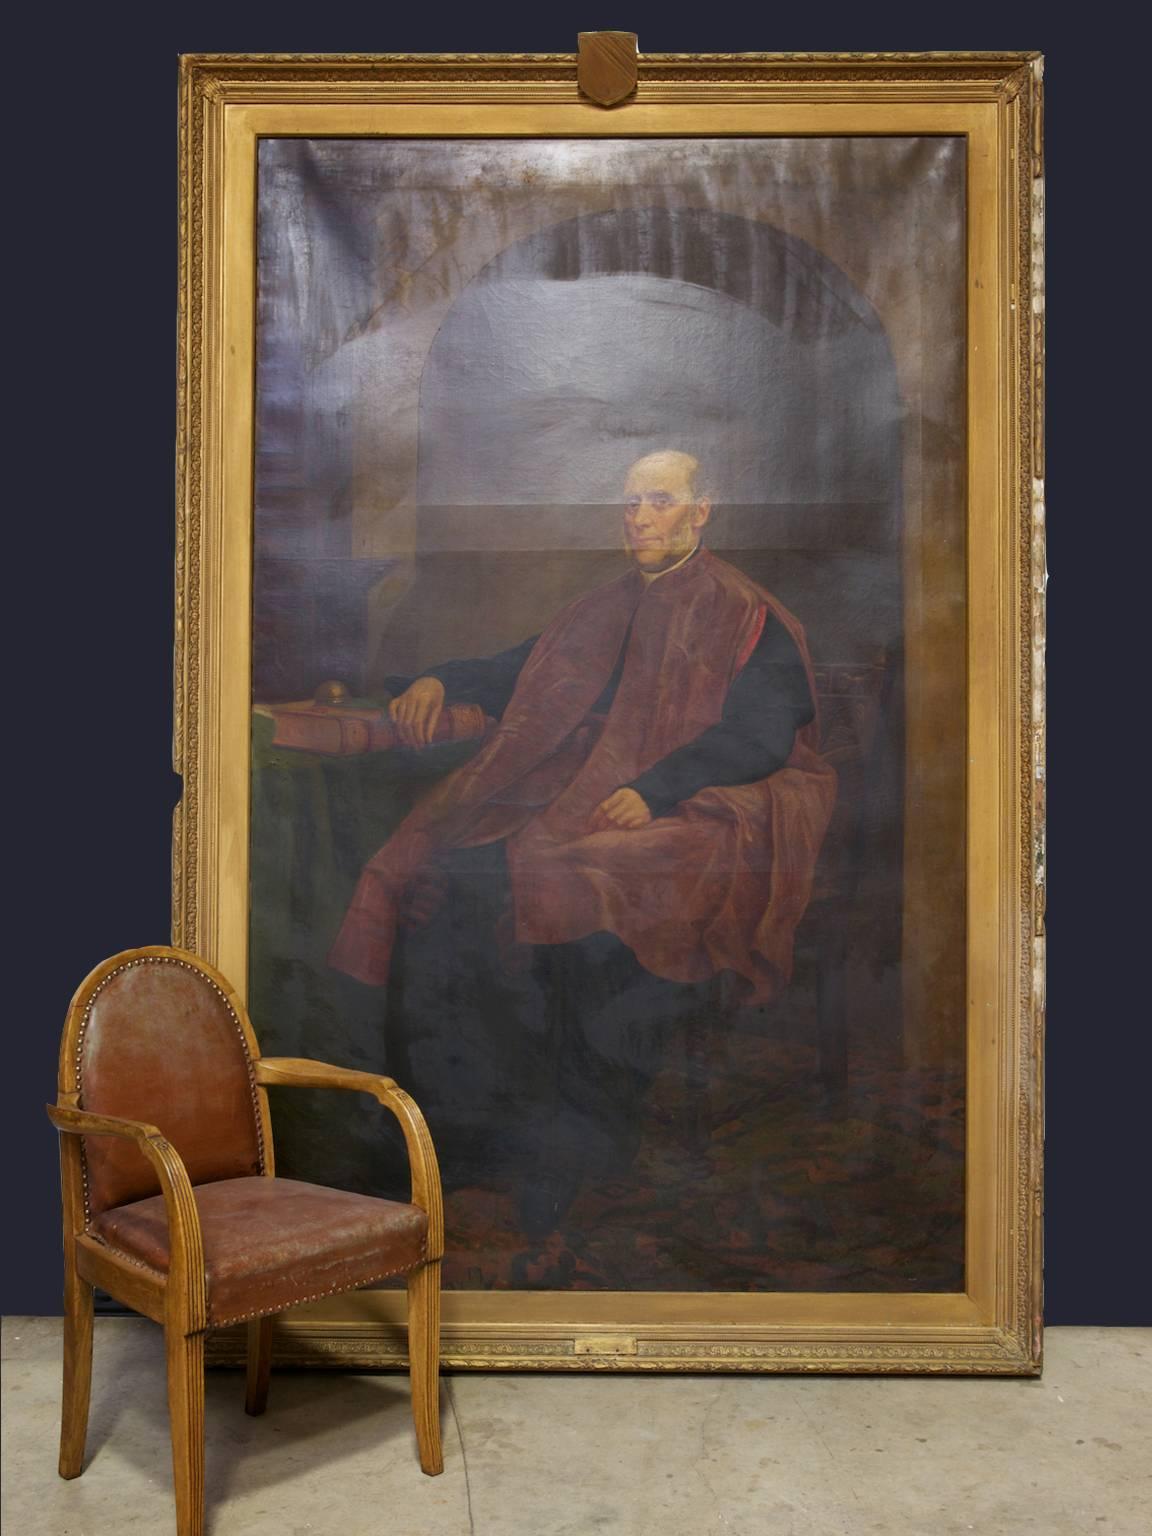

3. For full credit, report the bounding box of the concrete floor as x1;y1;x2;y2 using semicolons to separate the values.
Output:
2;1320;1149;1536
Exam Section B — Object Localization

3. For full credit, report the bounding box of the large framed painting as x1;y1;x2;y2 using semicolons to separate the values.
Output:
177;48;1045;1373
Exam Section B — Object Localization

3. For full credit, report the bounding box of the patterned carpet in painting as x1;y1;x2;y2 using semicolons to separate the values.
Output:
439;1034;965;1293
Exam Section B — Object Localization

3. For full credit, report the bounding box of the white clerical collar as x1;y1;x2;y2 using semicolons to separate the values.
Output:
640;541;701;585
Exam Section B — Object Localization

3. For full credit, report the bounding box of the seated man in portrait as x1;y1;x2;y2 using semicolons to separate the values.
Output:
328;451;836;1231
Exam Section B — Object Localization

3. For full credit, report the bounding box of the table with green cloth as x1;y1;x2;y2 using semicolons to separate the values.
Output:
247;708;481;1201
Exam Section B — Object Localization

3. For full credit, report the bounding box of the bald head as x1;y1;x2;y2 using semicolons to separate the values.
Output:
623;451;711;572
627;451;701;500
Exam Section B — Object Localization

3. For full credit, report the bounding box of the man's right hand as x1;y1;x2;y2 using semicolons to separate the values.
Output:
389;676;446;748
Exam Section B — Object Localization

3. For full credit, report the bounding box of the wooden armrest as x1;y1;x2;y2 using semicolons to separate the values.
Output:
255;1058;398;1097
46;1102;207;1327
255;1057;443;1257
48;1103;164;1143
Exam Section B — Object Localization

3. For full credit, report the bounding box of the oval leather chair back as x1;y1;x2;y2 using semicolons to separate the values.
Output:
75;954;265;1217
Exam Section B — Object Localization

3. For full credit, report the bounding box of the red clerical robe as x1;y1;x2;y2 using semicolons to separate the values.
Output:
328;549;837;1003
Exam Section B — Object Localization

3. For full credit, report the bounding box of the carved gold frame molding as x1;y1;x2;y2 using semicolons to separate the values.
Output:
175;50;1045;1374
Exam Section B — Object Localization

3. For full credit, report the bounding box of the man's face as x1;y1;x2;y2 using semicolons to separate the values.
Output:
623;455;711;572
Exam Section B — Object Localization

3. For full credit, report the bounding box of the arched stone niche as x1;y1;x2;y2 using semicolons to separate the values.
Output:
379;207;903;676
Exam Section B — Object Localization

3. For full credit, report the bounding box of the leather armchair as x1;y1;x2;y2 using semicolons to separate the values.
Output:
46;945;444;1536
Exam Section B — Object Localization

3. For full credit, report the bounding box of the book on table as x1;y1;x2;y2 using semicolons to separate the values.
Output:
255;696;489;756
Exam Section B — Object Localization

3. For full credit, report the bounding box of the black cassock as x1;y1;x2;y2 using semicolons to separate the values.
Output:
381;601;813;1233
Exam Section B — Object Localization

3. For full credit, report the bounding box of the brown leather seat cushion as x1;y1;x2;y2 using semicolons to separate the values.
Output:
90;1176;428;1326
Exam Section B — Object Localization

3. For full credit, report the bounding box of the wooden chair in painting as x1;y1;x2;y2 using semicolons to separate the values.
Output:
46;945;444;1536
801;653;896;1084
664;653;897;1151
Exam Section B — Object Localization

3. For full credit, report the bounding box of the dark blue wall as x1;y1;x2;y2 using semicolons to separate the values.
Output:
9;8;1147;1323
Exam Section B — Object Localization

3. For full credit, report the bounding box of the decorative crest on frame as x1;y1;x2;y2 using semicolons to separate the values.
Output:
577;31;639;105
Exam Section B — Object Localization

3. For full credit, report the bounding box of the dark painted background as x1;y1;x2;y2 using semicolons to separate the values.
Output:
8;9;1147;1323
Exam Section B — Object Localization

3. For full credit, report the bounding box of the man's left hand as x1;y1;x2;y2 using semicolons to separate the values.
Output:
590;788;653;833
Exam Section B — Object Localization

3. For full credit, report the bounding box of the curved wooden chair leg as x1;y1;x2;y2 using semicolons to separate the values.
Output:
245;1316;273;1416
407;1260;443;1475
58;1261;94;1479
166;1326;206;1536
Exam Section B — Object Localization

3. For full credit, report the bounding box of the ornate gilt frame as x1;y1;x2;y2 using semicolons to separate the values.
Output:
175;50;1045;1374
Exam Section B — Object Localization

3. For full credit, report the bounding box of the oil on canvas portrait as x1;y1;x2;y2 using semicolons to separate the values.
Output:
249;137;967;1294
